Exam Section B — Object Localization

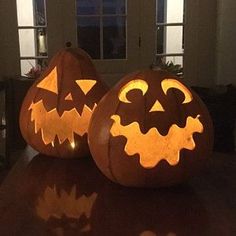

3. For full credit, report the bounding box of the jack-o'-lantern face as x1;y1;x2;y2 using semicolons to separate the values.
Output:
110;77;203;168
88;70;213;187
20;48;107;158
30;67;97;147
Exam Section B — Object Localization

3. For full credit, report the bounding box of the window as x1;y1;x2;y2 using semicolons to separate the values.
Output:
16;0;48;76
156;0;185;67
76;0;127;59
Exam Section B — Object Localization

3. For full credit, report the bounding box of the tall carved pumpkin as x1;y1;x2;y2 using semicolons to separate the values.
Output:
20;48;107;158
88;69;213;187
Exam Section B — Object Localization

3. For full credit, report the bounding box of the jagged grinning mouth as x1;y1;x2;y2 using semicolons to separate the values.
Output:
110;114;204;168
29;100;96;147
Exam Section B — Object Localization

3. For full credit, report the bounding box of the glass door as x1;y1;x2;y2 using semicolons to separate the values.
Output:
76;0;126;60
46;0;156;83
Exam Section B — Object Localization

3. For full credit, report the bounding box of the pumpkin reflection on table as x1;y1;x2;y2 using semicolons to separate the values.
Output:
16;154;209;236
20;154;105;235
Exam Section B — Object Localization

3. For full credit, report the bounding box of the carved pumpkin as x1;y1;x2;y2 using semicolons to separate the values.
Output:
20;48;107;158
88;69;213;187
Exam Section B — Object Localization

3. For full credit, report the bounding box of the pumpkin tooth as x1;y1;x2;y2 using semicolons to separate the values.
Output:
29;100;95;146
70;141;76;149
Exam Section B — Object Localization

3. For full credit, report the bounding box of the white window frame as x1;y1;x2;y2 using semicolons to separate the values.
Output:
156;0;185;66
16;0;48;76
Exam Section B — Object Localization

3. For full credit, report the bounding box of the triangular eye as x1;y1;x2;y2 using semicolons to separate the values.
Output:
149;100;165;112
75;79;97;95
37;67;58;94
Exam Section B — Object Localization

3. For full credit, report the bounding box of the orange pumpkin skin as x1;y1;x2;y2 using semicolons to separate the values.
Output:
88;69;213;187
20;48;108;158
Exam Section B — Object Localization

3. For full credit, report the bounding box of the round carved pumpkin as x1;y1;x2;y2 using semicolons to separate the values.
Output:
88;69;213;187
20;48;107;158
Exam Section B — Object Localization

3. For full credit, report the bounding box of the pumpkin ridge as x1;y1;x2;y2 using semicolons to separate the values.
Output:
172;85;190;177
143;76;149;186
107;100;122;183
108;71;146;185
24;79;44;146
56;51;67;115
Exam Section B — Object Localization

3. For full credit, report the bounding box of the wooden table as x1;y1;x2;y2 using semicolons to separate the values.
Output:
0;148;235;236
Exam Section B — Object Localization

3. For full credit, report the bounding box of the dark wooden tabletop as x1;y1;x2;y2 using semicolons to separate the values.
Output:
0;148;235;236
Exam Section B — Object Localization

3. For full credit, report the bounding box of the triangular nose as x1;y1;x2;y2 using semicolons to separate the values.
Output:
65;93;73;101
149;100;165;112
37;67;58;94
76;79;97;95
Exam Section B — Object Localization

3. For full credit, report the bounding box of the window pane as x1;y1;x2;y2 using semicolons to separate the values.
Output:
19;29;36;57
19;28;47;57
37;58;48;69
164;56;183;67
157;26;184;54
17;0;46;26
17;0;34;26
20;59;47;77
156;0;165;23
77;17;100;59
157;0;184;23
35;0;46;26
103;16;126;59
77;0;100;15
166;26;184;54
37;28;48;56
37;28;47;56
20;59;37;77
103;0;126;14
156;26;164;54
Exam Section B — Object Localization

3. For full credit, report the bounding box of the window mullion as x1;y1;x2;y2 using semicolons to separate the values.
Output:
156;22;184;27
